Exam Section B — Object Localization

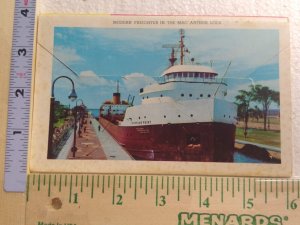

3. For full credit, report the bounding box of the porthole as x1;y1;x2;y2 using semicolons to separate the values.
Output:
181;93;184;97
144;116;146;119
178;115;181;118
224;115;226;118
190;114;193;117
160;94;163;97
147;96;149;99
189;94;192;97
138;116;140;119
164;115;166;118
208;94;211;97
200;94;203;97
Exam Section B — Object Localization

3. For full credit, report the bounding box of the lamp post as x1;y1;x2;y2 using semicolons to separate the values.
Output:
48;76;77;159
72;99;84;158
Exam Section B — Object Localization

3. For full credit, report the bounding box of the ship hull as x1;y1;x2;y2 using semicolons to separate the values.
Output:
99;117;235;162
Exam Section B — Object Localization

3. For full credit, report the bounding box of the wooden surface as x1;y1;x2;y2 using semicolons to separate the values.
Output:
0;1;26;224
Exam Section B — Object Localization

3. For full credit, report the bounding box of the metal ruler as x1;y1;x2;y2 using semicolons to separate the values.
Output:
4;0;36;192
26;174;300;225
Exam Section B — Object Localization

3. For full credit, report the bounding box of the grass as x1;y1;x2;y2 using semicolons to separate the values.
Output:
235;127;280;147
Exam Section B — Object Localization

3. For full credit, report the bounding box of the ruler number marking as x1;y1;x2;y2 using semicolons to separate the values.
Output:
20;8;29;17
73;193;78;204
17;48;27;56
15;88;24;97
246;198;254;209
159;195;166;206
116;194;123;205
203;197;210;208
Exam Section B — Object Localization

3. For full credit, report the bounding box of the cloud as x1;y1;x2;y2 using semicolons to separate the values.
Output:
78;70;114;87
122;73;157;91
54;46;84;63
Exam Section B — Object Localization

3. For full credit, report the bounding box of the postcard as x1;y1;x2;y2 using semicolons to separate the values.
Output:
30;15;292;176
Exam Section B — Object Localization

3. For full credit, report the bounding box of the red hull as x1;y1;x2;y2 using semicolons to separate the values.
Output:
99;117;235;162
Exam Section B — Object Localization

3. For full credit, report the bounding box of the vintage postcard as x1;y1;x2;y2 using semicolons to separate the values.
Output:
30;15;292;176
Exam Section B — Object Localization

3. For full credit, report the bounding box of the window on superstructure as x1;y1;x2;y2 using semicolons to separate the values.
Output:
189;72;193;78
195;72;199;78
178;73;182;78
183;72;187;78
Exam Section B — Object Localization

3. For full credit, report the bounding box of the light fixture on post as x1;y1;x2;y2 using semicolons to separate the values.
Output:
48;76;77;159
72;98;84;158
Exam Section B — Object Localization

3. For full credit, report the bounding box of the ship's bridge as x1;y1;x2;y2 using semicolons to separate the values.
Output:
161;64;218;82
139;64;228;102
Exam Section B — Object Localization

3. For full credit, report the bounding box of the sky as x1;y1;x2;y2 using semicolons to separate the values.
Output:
51;27;280;109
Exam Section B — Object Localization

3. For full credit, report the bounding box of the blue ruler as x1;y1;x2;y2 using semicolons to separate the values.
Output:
4;0;36;192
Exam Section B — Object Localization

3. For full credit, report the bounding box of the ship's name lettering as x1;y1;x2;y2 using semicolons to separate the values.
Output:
132;120;152;125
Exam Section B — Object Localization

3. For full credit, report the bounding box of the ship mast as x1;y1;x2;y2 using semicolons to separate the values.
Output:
179;29;185;65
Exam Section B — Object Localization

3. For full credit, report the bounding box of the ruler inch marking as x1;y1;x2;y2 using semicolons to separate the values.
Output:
102;175;105;193
167;176;169;195
59;175;62;192
188;176;191;196
80;175;83;193
265;181;268;204
145;176;148;195
221;177;224;203
48;174;51;197
26;174;30;202
155;176;159;206
199;177;202;208
112;175;116;205
177;176;180;201
232;177;235;198
124;176;127;194
69;175;73;203
276;180;278;198
91;175;94;199
243;178;245;209
134;176;137;200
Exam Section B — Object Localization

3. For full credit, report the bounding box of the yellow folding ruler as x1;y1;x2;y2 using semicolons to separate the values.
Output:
26;174;299;225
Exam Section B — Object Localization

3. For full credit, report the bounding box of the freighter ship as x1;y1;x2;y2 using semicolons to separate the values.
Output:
99;29;237;162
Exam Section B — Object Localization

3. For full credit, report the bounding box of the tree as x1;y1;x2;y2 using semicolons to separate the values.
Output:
235;90;253;138
251;84;279;131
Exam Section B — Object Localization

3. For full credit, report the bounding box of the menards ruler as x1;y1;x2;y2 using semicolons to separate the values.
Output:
26;174;300;225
